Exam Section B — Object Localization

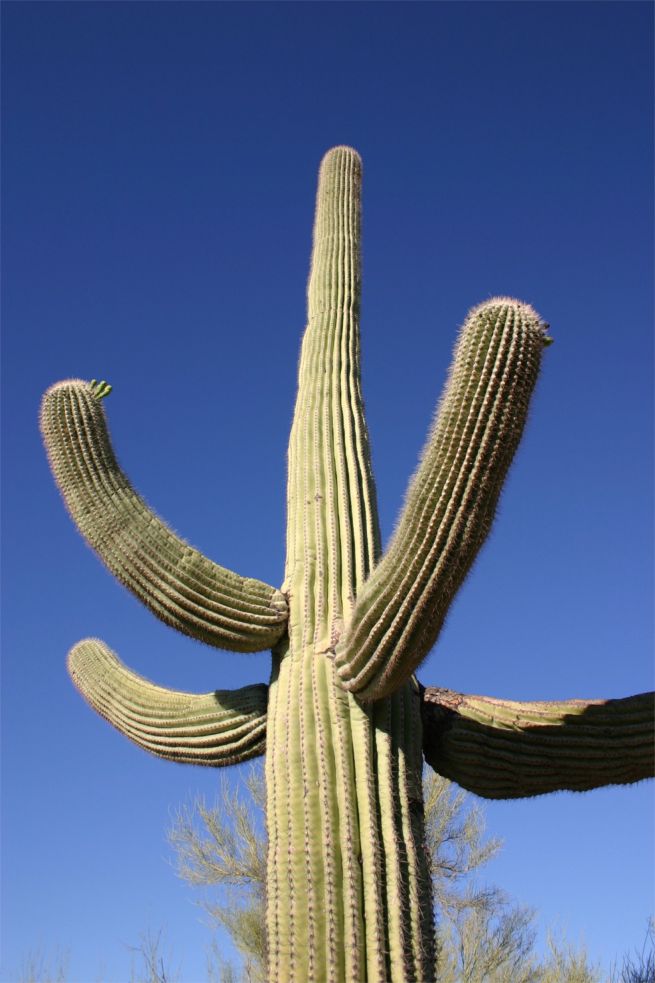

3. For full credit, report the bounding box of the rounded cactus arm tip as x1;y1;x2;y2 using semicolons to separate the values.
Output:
68;638;268;766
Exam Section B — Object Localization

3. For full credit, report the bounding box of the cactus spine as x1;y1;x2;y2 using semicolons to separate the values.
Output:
41;146;654;982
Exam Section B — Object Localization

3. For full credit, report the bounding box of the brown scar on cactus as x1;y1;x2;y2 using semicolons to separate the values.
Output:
41;146;653;983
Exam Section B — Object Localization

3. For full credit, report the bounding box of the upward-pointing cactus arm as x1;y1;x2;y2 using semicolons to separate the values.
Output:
335;299;551;701
40;381;288;653
68;639;267;765
420;686;655;798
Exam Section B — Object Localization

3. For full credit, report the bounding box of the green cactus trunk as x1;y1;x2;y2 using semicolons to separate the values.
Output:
40;145;654;983
267;661;431;980
266;148;435;981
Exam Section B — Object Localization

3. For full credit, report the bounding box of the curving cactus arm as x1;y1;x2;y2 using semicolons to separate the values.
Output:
421;686;654;798
40;381;288;653
335;299;552;701
68;639;268;765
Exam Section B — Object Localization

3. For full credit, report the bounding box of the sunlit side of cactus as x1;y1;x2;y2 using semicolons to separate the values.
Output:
41;147;654;982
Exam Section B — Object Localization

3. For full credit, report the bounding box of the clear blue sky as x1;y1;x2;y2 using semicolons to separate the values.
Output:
2;2;653;980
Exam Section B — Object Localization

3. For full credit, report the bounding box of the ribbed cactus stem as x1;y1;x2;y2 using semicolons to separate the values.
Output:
336;299;551;700
266;147;435;982
283;145;380;645
40;381;287;652
69;640;267;765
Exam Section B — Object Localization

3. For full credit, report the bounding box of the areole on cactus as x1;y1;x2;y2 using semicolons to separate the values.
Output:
41;146;653;983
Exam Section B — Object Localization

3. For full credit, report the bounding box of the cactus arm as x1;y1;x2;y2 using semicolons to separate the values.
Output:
335;299;551;700
421;685;655;799
68;639;267;765
41;381;288;653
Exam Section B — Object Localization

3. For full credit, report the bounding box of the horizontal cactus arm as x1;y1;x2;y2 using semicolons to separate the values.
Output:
68;639;268;766
41;381;288;653
421;685;655;799
335;299;551;700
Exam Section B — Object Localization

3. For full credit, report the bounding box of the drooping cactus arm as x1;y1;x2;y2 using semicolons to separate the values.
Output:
68;639;268;765
335;299;552;700
41;381;288;653
421;685;655;799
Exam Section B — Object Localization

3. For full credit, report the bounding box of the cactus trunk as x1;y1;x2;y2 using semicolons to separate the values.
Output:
266;147;435;981
267;658;433;980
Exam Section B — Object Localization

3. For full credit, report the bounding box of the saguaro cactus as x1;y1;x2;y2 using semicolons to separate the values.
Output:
41;147;653;982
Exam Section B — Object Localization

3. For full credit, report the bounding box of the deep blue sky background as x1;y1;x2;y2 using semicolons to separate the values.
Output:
2;2;653;980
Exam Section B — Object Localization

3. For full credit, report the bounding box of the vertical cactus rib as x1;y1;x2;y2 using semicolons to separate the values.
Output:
325;671;366;982
298;645;319;980
264;650;287;973
373;685;436;981
312;656;343;978
336;299;551;700
397;681;435;977
348;694;389;983
265;649;312;981
374;695;406;974
68;639;268;765
41;381;288;652
421;686;655;798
